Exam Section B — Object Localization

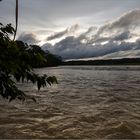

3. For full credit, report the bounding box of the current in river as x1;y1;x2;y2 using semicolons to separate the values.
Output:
0;66;140;139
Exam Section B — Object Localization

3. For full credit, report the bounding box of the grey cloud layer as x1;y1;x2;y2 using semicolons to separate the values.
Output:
42;36;140;60
42;9;140;60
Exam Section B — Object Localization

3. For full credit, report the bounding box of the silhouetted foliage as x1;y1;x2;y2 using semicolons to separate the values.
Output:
44;51;62;67
16;41;62;67
0;23;58;102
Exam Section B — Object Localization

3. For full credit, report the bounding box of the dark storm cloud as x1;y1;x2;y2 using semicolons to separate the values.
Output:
95;9;140;39
111;31;131;41
108;9;140;29
42;37;139;60
78;26;97;41
93;30;131;43
42;9;140;60
47;29;68;41
46;24;79;41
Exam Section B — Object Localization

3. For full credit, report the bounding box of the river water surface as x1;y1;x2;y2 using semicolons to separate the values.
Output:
0;66;140;139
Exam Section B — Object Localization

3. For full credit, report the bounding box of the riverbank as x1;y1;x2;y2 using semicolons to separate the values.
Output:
62;58;140;66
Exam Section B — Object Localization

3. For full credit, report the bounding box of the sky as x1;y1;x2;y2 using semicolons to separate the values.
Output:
0;0;140;60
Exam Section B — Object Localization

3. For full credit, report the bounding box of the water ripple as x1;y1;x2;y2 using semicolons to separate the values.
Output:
0;66;140;139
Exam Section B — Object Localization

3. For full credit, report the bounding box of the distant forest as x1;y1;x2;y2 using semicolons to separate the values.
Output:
63;58;140;66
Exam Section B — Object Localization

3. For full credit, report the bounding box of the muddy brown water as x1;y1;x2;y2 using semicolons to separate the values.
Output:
0;66;140;139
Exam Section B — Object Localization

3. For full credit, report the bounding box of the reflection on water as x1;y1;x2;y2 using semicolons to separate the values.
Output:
0;66;140;139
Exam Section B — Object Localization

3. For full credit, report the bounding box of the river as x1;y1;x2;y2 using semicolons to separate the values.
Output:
0;66;140;139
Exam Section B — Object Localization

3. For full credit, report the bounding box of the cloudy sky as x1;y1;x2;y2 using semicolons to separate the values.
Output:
0;0;140;60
